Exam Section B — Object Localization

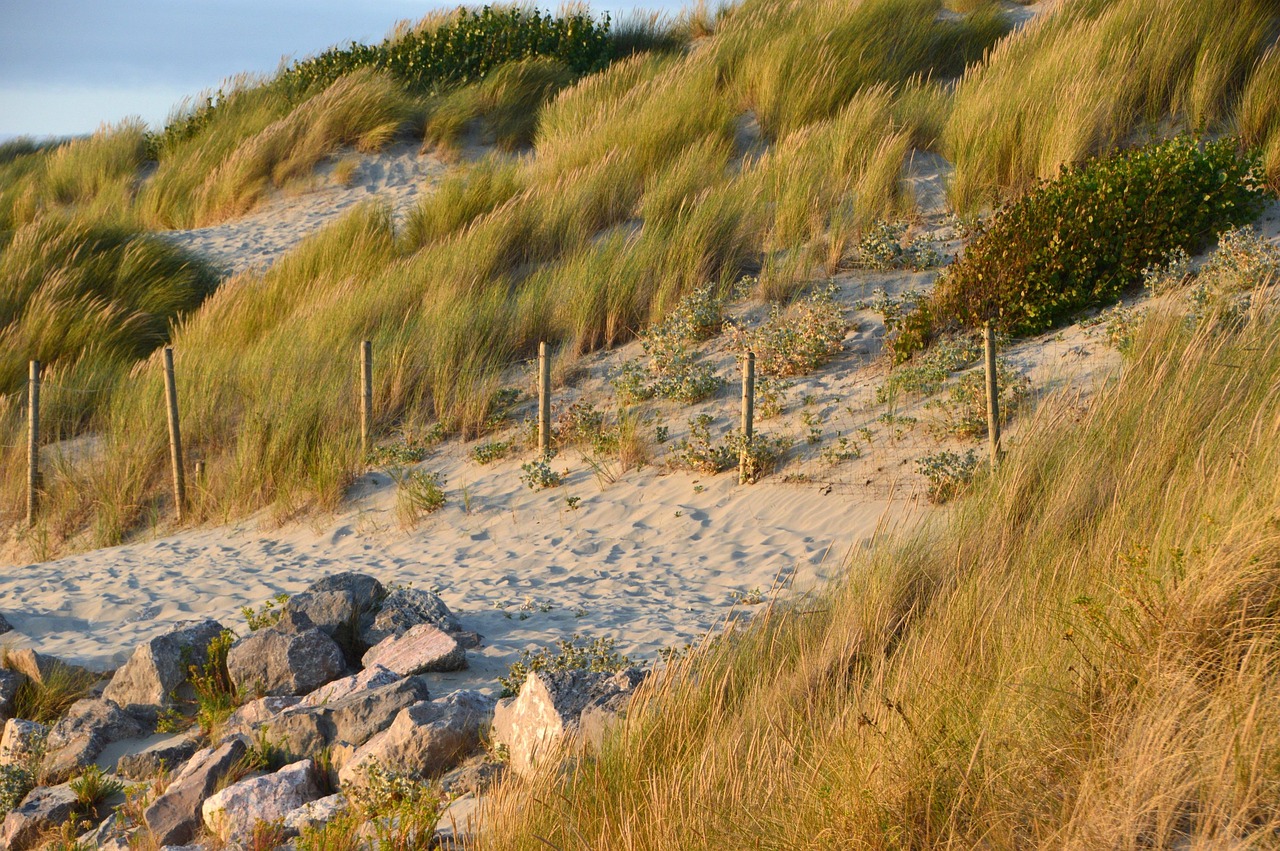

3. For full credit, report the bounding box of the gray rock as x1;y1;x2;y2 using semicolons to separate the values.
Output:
295;664;399;708
359;587;461;647
1;648;97;687
340;691;493;787
222;695;302;739
201;759;320;843
0;669;24;723
440;753;506;797
282;792;347;836
144;738;247;846
0;613;11;634
80;811;130;849
41;697;147;783
306;572;384;608
434;793;484;850
102;620;226;719
492;668;644;777
227;625;345;697
270;676;430;760
0;718;47;768
0;783;78;851
360;624;465;675
115;729;203;780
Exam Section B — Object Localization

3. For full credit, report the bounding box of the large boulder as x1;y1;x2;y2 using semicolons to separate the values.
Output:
115;729;203;780
221;695;302;739
41;697;147;784
0;783;78;851
201;759;321;844
0;613;11;634
361;624;466;675
339;691;493;787
435;793;484;850
283;792;347;837
360;587;463;646
1;648;97;688
226;617;345;698
102;620;226;719
265;675;430;760
284;573;385;660
0;718;47;768
143;738;247;846
0;669;27;723
492;668;644;777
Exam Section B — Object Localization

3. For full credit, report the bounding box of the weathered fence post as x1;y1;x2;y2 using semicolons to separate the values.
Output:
538;342;551;457
740;351;755;484
360;340;373;458
26;360;40;527
984;321;1000;470
163;346;186;521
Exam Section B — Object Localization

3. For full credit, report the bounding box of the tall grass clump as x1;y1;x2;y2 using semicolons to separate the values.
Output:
480;286;1280;848
424;57;575;154
945;0;1280;213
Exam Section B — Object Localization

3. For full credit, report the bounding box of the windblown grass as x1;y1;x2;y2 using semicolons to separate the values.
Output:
480;289;1280;849
945;0;1280;213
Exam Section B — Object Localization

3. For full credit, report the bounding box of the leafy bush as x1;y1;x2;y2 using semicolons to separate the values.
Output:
727;284;849;376
520;459;564;490
854;220;944;271
391;469;447;525
614;284;729;404
190;629;239;737
499;634;634;697
730;430;792;484
876;334;982;404
897;138;1268;359
242;592;290;631
669;415;735;474
917;448;980;503
472;440;512;465
69;764;124;818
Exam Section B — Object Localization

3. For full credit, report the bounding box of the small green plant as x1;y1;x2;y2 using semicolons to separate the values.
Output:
69;764;124;819
486;387;522;428
655;424;670;444
727;283;849;376
802;410;824;445
565;495;582;510
755;376;791;419
612;285;728;404
729;587;766;605
242;591;290;631
520;459;564;490
932;362;1031;438
669;415;735;474
854;220;943;270
555;400;605;449
917;449;980;504
499;634;635;697
876;334;982;403
8;658;99;724
820;434;862;465
730;430;792;484
390;469;447;526
367;443;430;467
190;630;239;738
471;440;512;465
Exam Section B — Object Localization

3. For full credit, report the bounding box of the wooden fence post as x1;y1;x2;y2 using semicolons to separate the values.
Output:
163;347;186;521
984;321;1000;470
740;351;755;484
538;342;551;457
360;341;373;458
26;360;39;527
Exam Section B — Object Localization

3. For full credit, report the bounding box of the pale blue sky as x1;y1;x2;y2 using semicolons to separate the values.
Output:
0;0;691;140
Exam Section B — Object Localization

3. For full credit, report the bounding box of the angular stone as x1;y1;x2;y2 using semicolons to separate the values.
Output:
144;738;247;846
295;664;399;708
41;697;147;784
359;587;461;647
102;620;226;719
492;668;644;777
201;759;320;843
0;783;78;851
340;691;493;787
434;793;483;850
1;648;97;687
222;695;302;739
0;718;45;768
227;625;345;698
115;730;203;780
270;676;430;760
305;572;385;609
0;613;11;634
361;624;465;675
282;792;347;836
0;669;24;723
440;753;505;797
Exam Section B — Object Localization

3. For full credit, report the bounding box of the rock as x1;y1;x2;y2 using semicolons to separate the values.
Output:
282;792;347;836
227;624;345;698
492;668;644;777
0;613;11;634
1;648;97;687
80;811;129;849
305;572;385;609
434;793;484;849
269;676;430;760
101;620;226;720
0;718;46;768
115;729;203;780
222;695;302;738
440;753;506;797
0;669;25;722
0;783;78;850
144;738;247;846
295;664;400;708
340;691;493;787
41;697;147;783
201;759;320;843
360;587;461;645
360;624;465;675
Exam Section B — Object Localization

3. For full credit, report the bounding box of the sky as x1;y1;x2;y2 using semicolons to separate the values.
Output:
0;0;689;140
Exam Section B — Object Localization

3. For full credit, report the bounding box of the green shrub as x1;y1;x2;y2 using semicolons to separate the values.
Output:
190;630;239;737
500;634;634;697
727;284;849;376
391;469;447;526
669;414;735;475
916;448;980;504
520;459;564;490
897;138;1268;359
241;592;290;631
472;440;512;464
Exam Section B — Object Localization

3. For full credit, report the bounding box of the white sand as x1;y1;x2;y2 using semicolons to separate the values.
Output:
0;138;1137;696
